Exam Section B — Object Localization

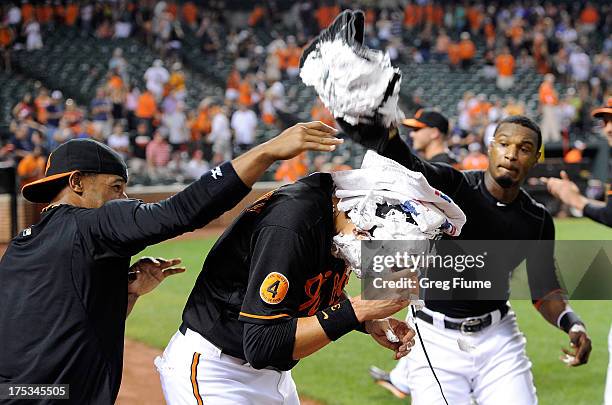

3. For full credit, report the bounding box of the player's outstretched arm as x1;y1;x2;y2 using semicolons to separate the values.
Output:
535;292;592;367
242;296;413;370
541;171;612;227
232;121;342;187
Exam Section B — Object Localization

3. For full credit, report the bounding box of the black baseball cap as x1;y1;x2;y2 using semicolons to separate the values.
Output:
22;139;128;203
402;109;449;135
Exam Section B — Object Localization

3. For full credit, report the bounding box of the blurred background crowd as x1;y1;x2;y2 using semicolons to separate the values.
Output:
0;0;609;214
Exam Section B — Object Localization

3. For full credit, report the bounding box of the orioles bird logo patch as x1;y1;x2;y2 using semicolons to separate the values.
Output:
260;272;289;305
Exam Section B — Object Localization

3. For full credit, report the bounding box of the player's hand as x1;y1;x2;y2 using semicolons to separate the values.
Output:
539;171;587;210
336;118;395;153
366;318;416;360
261;121;342;160
560;324;592;367
127;257;185;297
350;295;410;322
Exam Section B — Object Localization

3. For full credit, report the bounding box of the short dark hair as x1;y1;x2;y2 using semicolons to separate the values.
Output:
493;115;542;151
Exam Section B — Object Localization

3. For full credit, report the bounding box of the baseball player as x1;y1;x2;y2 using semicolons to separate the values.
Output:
540;97;612;404
347;115;592;404
155;157;457;404
402;109;458;166
0;121;341;404
298;10;591;403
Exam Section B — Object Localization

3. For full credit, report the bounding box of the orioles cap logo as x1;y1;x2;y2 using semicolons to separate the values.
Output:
259;272;289;305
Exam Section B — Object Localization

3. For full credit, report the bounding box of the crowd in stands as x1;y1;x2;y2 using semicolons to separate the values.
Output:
0;0;610;188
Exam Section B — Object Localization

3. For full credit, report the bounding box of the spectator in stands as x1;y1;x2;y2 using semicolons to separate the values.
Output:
225;67;240;102
64;1;79;27
481;49;497;80
135;89;157;130
146;129;171;180
144;59;169;101
162;101;188;151
578;2;599;33
168;62;186;101
61;98;83;133
46;90;64;140
184;150;210;181
432;29;450;62
447;40;461;70
569;46;591;85
181;2;198;30
10;125;35;159
12;93;35;121
16;145;46;186
90;87;112;139
114;5;133;39
231;103;257;155
109;48;128;82
539;73;561;143
0;23;14;72
495;46;515;90
7;4;21;31
209;105;231;164
458;32;475;70
107;123;130;160
125;84;140;130
284;36;302;79
128;121;151;176
24;17;42;51
166;150;186;181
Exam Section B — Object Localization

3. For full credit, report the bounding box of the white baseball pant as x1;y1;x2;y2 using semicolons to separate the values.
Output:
155;328;300;405
390;307;537;405
605;323;612;405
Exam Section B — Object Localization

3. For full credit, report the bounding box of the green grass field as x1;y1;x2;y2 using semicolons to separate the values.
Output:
127;219;612;404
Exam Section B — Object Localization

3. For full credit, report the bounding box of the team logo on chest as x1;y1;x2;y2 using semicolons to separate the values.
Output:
260;272;290;305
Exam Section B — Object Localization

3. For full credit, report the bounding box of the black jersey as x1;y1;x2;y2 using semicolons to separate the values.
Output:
182;173;349;362
0;162;249;404
584;187;612;227
429;151;458;166
383;136;560;318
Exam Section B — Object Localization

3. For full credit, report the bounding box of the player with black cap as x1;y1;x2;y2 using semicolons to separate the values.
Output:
402;109;458;166
0;121;341;404
540;97;612;404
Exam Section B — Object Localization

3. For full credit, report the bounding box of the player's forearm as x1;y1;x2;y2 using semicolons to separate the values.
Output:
537;297;568;327
583;199;612;227
230;142;276;187
292;316;332;359
537;294;585;333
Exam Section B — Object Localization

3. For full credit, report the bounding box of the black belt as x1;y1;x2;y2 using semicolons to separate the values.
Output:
416;306;509;334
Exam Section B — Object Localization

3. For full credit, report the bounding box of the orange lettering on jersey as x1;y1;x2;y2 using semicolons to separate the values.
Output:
329;270;350;306
299;269;336;316
259;272;289;305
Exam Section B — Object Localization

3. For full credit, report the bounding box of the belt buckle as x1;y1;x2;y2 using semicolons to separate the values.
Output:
460;317;483;335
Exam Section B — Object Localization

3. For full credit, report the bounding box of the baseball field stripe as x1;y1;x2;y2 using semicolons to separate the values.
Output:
239;311;290;320
190;352;203;405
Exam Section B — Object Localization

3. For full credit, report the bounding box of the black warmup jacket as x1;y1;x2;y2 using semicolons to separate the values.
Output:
0;162;249;404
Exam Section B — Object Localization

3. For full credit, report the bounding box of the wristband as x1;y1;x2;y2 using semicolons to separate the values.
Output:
558;310;583;333
355;322;368;334
316;299;361;341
